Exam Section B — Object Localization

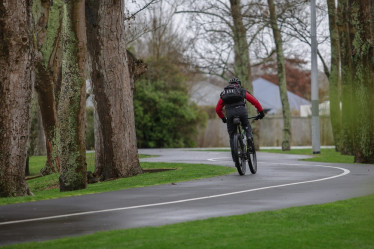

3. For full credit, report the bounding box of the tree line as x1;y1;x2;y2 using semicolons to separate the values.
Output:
0;0;206;197
1;0;142;197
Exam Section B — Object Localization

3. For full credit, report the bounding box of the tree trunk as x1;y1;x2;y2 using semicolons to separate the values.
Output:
229;0;251;91
126;50;148;91
93;106;105;177
29;93;40;156
86;0;142;181
0;0;33;197
327;0;342;152
267;0;292;151
36;107;46;155
58;0;87;191
371;0;374;163
337;0;354;155
229;0;260;148
349;0;374;163
33;0;63;175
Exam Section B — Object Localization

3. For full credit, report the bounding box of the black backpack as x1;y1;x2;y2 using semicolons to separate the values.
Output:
220;84;245;105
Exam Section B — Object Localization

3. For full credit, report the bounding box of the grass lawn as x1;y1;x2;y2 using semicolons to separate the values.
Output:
260;148;355;164
5;194;374;249
0;154;235;206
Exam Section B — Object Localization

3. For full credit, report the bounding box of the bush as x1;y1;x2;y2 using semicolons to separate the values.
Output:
134;80;207;148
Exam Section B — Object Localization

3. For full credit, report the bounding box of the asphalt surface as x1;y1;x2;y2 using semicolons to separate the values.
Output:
1;149;374;246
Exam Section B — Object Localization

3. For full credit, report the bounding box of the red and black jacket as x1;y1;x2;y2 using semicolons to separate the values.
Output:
216;90;263;119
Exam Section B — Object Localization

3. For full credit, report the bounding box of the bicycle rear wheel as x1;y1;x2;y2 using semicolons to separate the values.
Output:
232;134;246;175
247;139;257;174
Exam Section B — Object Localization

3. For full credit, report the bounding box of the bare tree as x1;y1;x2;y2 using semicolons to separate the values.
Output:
278;1;330;75
176;0;266;146
0;0;33;197
86;0;143;181
125;0;161;45
267;0;291;150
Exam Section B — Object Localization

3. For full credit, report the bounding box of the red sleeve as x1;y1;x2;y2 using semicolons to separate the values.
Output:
215;98;225;119
245;92;263;112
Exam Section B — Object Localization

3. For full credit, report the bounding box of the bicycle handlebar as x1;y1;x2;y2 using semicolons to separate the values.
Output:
248;115;259;120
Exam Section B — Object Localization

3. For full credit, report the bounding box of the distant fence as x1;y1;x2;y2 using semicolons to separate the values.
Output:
196;116;334;147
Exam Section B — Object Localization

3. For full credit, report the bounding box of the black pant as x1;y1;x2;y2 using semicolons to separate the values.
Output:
226;105;253;140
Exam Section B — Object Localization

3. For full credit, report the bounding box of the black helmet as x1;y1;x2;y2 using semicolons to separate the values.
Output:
229;77;241;86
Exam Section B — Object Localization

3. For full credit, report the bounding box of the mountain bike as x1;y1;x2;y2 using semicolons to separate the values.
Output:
230;116;259;175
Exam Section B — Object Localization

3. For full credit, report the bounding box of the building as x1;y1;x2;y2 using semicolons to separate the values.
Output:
190;77;311;115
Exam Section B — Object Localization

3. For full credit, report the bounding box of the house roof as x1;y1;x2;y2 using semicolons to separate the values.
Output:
189;77;311;114
252;77;311;114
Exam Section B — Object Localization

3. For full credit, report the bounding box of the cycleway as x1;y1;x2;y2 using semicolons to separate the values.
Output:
1;149;374;246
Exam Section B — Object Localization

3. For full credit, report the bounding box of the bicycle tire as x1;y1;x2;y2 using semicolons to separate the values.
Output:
233;134;246;175
231;134;240;167
247;139;257;174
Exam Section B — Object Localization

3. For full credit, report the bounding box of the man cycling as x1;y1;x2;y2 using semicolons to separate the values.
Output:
216;77;265;150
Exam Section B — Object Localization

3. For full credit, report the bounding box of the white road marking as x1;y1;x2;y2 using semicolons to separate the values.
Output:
208;157;231;161
0;164;350;226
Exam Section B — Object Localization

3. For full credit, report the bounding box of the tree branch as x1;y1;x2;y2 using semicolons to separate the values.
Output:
126;0;159;20
175;10;233;30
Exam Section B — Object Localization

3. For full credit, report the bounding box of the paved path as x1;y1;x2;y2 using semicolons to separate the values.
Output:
1;149;373;246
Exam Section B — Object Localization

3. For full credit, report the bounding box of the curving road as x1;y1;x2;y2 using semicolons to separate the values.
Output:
1;149;374;246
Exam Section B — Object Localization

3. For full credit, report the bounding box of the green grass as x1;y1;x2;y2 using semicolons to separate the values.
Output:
5;194;374;249
27;153;157;177
1;154;235;206
260;148;355;164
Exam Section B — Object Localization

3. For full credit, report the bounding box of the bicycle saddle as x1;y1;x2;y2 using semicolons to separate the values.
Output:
233;117;241;124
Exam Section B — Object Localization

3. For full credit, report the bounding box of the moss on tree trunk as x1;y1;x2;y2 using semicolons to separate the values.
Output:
327;0;342;152
33;0;64;175
58;0;87;191
349;0;374;163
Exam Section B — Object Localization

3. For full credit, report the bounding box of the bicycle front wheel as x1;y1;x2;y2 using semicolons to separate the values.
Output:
247;139;257;174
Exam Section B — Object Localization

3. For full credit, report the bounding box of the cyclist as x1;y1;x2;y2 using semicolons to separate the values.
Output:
216;77;265;150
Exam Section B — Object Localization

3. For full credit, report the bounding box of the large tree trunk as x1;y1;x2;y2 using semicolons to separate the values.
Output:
0;0;33;197
229;0;260;148
349;0;374;163
371;0;374;163
86;0;142;181
337;0;354;155
267;0;292;151
33;0;63;175
327;0;342;152
58;0;87;191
